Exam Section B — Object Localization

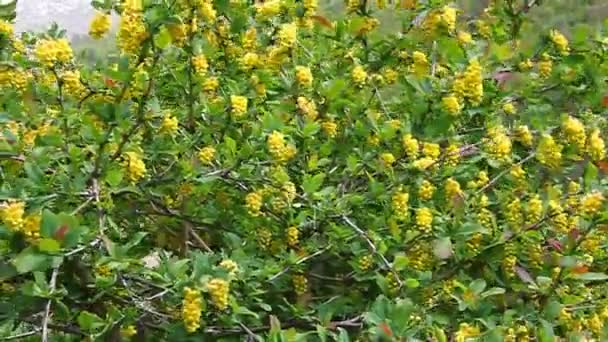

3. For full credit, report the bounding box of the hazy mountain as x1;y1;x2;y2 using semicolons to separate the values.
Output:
14;0;98;36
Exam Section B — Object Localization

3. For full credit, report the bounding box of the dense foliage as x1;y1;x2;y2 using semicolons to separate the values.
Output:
1;0;608;340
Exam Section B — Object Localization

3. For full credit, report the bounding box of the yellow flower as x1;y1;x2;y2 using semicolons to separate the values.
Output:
549;29;569;55
483;125;512;162
118;6;148;54
160;115;179;135
256;0;281;20
321;120;338;137
453;59;483;106
203;77;219;92
351;65;367;87
514;125;533;147
445;177;462;200
562;115;586;150
402;134;419;159
295;66;313;88
538;54;553;78
1;201;25;231
380;153;396;167
455;323;480;342
392;190;409;219
230;95;248;117
245;190;264;216
267;131;296;163
286;226;299;247
0;19;14;37
457;31;472;45
121;325;137;338
422;142;440;159
219;259;239;276
440;6;457;31
418;180;435;200
536;134;562;169
412;51;428;76
35;39;74;67
22;213;41;241
415;207;433;233
296;97;318;121
502;102;516;115
581;192;604;216
89;11;111;39
123;151;147;183
292;273;308;295
192;54;209;75
587;129;606;161
207;278;229;310
442;95;461;115
278;22;297;47
198;146;216;165
182;287;202;333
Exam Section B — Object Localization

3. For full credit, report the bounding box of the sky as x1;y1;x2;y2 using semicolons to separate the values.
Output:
14;0;97;35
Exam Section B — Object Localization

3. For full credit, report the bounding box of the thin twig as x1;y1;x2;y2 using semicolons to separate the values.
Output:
188;224;213;253
268;245;332;282
41;267;59;342
342;215;403;287
70;197;93;216
476;153;536;195
3;329;41;340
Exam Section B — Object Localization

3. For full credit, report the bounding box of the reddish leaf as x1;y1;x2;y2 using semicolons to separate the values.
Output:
378;322;393;337
596;160;608;173
546;238;563;252
602;95;608;108
105;78;115;87
569;228;580;241
310;15;333;29
54;224;69;241
572;265;589;274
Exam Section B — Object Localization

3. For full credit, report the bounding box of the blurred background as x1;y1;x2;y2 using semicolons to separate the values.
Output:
9;0;608;56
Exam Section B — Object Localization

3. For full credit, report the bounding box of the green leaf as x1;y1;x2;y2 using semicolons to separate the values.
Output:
337;328;350;342
404;278;419;288
469;279;487;294
12;249;52;274
302;173;325;194
41;210;59;239
155;26;172;48
583;161;598;189
539;319;556;342
393;253;408;271
481;287;505;298
77;311;104;331
38;238;61;253
302;121;320;138
571;272;608;281
105;168;124;188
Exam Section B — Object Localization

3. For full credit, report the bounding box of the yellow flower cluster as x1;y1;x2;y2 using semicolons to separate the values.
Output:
415;207;433;233
526;194;543;224
411;51;428;76
514;125;533;147
121;325;137;338
321;120;338;137
1;201;25;231
267;131;296;163
562;115;586;150
483;125;512;162
442;95;461;116
453;59;483;106
358;255;373;271
278;22;297;47
380;152;396;167
587;129;606;161
22;214;41;241
35;39;73;67
295;66;313;88
292;273;308;296
182;287;202;333
549;29;569;55
192;54;209;75
207;278;229;310
255;0;281;20
538;54;552;78
0;19;13;37
160;114;179;135
198;146;216;165
297;96;318;121
402;134;419;159
245;190;264;216
123;152;147;183
89;11;111;39
219;259;239;276
536;134;562;169
118;5;148;54
581;192;604;216
286;226;299;248
391;190;409;220
351;65;367;87
230;95;248;118
418;180;435;200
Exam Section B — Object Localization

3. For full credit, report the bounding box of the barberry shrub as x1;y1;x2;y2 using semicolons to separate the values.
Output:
1;0;608;341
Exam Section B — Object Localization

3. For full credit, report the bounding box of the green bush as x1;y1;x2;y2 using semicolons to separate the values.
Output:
0;0;607;341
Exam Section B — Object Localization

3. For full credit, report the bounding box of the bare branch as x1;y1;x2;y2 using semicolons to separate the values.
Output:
342;215;403;288
476;153;536;195
41;267;59;342
268;245;332;282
